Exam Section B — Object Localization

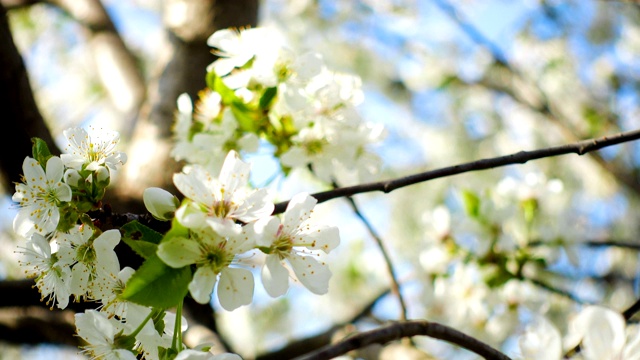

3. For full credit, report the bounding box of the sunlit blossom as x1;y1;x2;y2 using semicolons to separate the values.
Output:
173;150;273;236
16;233;71;309
249;192;339;297
12;156;72;237
157;226;255;310
61;127;127;173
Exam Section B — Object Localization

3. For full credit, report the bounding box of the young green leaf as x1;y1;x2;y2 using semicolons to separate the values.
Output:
462;190;481;219
121;221;164;259
120;255;192;309
31;137;52;167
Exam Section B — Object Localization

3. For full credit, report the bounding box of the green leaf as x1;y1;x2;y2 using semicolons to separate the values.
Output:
231;102;257;132
259;87;278;109
212;73;239;104
120;255;192;309
31;137;52;166
121;221;164;259
461;190;481;219
160;217;190;244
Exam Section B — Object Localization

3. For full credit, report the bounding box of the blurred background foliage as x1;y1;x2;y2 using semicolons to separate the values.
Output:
2;0;640;359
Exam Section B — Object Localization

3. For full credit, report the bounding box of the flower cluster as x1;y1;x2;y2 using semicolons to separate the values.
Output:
11;128;241;359
11;25;353;360
12;126;341;359
147;149;341;310
171;26;385;184
519;305;640;360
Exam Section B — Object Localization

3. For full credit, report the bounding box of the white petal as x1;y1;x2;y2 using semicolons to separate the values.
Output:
283;193;317;230
247;217;280;248
217;267;254;311
189;267;218;304
300;225;340;253
13;210;36;237
158;237;202;268
573;306;625;360
518;315;562;360
219;150;250;195
45;156;65;183
288;254;331;295
22;157;45;185
262;255;290;297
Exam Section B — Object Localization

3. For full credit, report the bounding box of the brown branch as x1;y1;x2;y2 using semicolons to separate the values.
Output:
255;288;390;360
0;0;40;9
339;192;409;321
293;320;512;360
274;129;640;214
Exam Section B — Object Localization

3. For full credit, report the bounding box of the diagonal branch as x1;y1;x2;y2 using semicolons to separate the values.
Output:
293;319;512;360
339;193;409;321
274;129;640;214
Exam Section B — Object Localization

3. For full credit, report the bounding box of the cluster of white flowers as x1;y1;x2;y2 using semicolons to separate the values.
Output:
12;123;341;359
11;127;246;359
171;26;385;184
519;305;640;360
147;149;341;310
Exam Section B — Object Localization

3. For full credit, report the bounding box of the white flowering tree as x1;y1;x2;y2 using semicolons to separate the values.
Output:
2;1;640;360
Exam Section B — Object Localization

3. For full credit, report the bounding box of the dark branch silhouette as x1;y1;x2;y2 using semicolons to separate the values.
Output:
293;319;512;360
274;128;640;214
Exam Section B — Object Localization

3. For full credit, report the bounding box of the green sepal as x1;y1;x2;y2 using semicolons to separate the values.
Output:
121;221;163;260
152;309;166;335
120;254;192;309
31;137;52;167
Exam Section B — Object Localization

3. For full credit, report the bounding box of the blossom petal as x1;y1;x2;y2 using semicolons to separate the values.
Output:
189;267;218;304
262;255;290;297
247;216;280;248
217;267;254;311
219;150;250;195
518;315;562;360
571;305;626;360
288;254;331;295
158;237;202;268
299;225;340;253
283;193;317;230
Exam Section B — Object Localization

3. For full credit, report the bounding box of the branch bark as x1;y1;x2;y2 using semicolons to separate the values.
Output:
293;320;512;360
274;128;640;214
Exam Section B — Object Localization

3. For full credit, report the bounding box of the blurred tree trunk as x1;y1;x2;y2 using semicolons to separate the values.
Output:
0;3;59;193
111;0;259;214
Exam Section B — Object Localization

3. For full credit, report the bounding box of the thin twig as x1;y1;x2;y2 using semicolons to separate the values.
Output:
274;129;640;214
293;320;512;360
529;239;640;250
341;195;409;321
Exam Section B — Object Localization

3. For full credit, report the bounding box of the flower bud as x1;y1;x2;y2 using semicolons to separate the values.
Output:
143;187;179;221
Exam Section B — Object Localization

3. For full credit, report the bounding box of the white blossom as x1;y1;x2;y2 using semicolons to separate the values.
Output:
61;126;127;173
248;192;339;297
12;156;72;237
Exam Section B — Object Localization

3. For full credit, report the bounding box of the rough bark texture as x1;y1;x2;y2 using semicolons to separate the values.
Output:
0;3;59;192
